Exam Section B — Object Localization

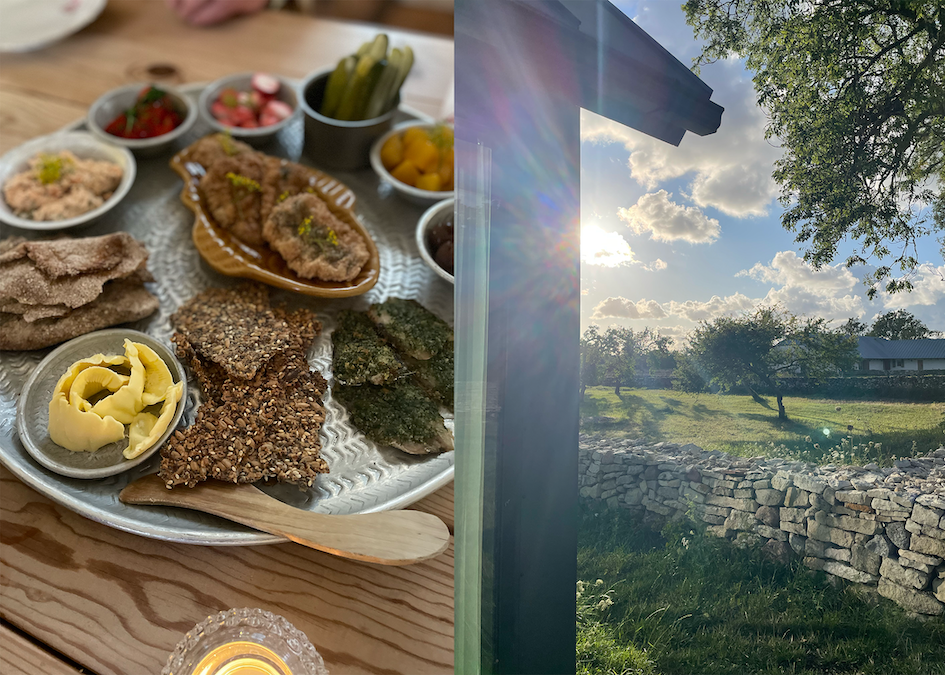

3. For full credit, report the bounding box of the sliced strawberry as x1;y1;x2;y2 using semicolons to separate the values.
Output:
231;105;255;124
210;101;231;119
251;72;280;95
240;119;259;128
259;111;280;127
262;99;293;121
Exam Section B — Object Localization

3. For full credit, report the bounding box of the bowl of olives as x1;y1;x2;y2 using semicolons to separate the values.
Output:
416;197;454;284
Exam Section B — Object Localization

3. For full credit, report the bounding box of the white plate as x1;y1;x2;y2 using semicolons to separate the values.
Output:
0;130;136;231
0;0;107;53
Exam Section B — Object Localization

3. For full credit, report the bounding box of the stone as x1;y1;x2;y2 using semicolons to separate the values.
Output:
806;538;827;558
755;489;785;506
723;509;756;533
781;521;807;536
877;579;944;616
762;539;793;565
789;533;807;555
851;543;882;576
753;480;772;490
794;474;827;494
823;561;878;584
780;507;806;523
814;511;882;535
836;490;870;505
784;486;809;508
887;522;911;550
771;471;792;491
824;547;852;562
804;556;825;571
933;577;945;604
865;534;894;559
733;532;763;549
808;519;855;548
880;558;930;591
905;519;923;535
899;549;942;567
755;524;788;541
625;488;643;505
872;499;911;517
912;504;944;528
734;489;754;499
706;494;758;512
756;506;779;527
910;534;945;558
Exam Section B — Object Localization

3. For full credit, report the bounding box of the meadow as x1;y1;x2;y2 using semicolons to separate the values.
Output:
580;387;944;465
577;504;945;675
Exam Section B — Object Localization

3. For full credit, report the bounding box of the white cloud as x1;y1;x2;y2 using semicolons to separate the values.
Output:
618;190;720;244
738;251;858;295
581;224;637;267
880;265;945;313
580;108;640;146
591;297;667;320
665;293;755;321
645;258;668;272
760;286;864;319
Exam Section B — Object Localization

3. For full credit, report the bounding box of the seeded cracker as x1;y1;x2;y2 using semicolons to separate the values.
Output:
160;284;329;488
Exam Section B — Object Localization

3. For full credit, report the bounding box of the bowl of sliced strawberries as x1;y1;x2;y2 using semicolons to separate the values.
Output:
198;72;298;145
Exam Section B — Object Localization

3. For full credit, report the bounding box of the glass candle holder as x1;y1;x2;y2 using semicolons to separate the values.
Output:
163;608;328;675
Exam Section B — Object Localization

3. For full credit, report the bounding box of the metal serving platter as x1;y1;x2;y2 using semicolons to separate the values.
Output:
0;83;454;545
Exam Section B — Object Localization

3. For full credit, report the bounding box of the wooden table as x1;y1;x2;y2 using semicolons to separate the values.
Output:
0;3;455;673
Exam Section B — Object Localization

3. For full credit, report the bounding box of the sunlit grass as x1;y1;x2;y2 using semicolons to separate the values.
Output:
577;505;945;675
580;387;944;465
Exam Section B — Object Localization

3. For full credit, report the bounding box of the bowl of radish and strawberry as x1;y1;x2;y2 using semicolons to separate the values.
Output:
198;72;298;146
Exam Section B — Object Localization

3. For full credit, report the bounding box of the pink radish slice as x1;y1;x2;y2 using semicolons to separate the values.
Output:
262;99;293;121
259;111;280;127
251;72;280;95
240;119;259;128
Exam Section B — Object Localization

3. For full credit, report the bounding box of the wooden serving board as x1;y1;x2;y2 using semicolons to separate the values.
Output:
169;139;381;298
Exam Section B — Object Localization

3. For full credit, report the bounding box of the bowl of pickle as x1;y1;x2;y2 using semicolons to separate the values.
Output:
370;121;454;205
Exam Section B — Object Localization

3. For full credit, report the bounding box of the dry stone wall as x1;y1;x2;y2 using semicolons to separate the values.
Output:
579;436;945;616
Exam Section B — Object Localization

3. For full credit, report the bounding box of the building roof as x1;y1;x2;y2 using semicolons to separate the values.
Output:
857;336;945;360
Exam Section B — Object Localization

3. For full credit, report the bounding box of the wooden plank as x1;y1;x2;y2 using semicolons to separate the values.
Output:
0;466;453;675
0;0;452;153
0;623;88;675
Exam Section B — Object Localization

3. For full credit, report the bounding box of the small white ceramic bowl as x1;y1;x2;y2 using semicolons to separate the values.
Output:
370;121;455;206
0;131;136;231
198;72;299;146
416;197;454;284
16;329;188;480
87;83;197;157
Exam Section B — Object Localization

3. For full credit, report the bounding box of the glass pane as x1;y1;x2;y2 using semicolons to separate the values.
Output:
578;2;945;674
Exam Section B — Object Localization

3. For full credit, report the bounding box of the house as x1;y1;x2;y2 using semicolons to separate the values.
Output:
856;336;945;372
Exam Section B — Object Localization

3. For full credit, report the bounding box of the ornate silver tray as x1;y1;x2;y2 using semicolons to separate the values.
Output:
0;84;454;545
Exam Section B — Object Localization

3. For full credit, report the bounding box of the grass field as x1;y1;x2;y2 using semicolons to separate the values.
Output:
580;387;944;465
577;504;945;675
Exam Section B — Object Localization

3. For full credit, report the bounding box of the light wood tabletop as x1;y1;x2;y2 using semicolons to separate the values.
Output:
0;2;455;674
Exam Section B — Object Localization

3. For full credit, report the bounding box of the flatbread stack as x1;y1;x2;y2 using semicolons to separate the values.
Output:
0;233;159;350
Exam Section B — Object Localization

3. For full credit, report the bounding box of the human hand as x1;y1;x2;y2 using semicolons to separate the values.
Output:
164;0;269;26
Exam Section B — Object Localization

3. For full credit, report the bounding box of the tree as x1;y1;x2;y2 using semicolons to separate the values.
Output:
687;307;859;419
671;351;709;393
683;0;945;297
868;309;940;339
840;318;868;336
580;325;637;398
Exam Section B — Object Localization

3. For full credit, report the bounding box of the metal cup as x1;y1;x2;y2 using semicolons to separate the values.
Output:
299;69;399;171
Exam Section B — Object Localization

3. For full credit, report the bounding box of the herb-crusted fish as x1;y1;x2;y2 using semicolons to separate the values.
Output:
406;350;453;410
367;297;452;360
333;380;453;455
331;309;406;386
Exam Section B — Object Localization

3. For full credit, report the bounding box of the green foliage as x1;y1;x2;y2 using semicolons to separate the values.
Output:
578;504;945;675
840;317;868;336
577;579;656;675
670;351;709;393
687;307;859;418
583;326;676;396
683;0;945;296
579;386;944;466
867;308;940;339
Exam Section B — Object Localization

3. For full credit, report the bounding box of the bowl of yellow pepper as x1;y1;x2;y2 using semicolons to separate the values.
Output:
370;121;454;205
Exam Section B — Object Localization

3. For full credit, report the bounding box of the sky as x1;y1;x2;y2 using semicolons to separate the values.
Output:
579;0;945;344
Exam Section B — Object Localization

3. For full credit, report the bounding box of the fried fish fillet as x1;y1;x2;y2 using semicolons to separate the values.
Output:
187;133;255;170
333;380;453;455
262;193;369;282
367;298;453;360
331;309;406;386
199;153;267;246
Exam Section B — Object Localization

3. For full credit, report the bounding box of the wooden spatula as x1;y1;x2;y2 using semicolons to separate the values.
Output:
119;474;450;565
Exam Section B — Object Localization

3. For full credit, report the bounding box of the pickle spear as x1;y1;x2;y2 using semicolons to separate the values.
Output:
321;56;355;118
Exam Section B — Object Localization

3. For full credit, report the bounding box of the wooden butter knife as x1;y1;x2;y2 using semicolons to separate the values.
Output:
119;474;450;565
